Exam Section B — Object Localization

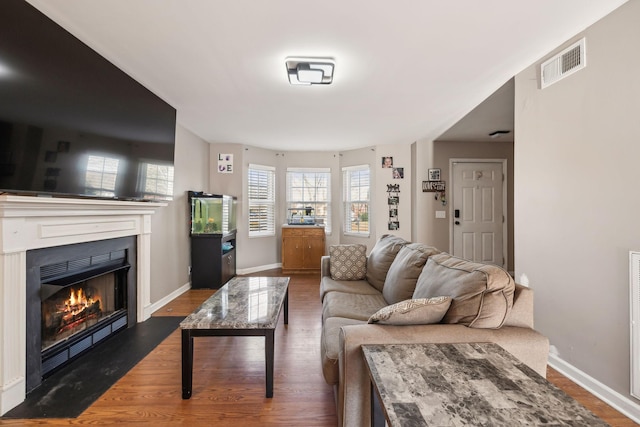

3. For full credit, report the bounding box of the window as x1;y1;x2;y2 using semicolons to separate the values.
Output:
342;165;370;235
85;155;119;197
286;168;331;233
248;164;276;237
138;162;174;200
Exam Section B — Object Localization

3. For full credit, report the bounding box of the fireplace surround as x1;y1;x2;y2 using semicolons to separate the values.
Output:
0;194;165;415
26;236;136;392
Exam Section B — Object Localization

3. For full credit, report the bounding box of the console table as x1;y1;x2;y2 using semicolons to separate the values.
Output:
180;276;289;399
362;343;609;426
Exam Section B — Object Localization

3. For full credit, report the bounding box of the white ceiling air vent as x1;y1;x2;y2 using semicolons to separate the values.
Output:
540;38;586;89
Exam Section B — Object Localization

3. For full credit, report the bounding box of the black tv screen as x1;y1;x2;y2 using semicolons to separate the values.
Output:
0;0;176;201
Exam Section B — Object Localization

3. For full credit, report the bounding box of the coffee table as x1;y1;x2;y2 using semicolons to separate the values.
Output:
180;276;289;399
362;343;609;426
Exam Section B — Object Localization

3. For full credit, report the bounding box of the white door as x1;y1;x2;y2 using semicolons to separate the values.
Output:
451;161;505;267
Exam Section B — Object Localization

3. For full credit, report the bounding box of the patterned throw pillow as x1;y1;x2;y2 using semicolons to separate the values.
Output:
329;244;367;280
368;296;451;325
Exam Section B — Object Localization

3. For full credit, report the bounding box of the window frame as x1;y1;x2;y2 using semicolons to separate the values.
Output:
285;168;331;234
342;164;371;237
248;164;276;237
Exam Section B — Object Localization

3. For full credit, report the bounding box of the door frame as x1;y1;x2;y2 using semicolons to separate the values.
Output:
448;158;508;269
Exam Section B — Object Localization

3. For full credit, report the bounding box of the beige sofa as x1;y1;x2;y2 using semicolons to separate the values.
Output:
319;235;549;427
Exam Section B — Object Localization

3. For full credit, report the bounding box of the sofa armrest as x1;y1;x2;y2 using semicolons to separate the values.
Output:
321;255;331;279
337;323;549;427
505;284;535;328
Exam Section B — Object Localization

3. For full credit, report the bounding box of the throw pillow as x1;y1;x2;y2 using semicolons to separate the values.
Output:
412;253;515;329
382;243;440;305
368;296;451;325
329;244;367;280
365;234;408;291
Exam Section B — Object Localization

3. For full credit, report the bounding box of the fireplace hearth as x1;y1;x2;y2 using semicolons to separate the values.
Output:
26;237;137;392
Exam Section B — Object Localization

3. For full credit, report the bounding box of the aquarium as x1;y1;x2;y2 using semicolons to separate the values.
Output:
189;192;237;235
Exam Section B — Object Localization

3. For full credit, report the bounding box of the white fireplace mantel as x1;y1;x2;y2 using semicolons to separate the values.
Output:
0;194;166;415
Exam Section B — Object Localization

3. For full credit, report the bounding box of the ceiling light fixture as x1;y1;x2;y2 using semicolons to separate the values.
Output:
489;130;511;138
285;57;335;85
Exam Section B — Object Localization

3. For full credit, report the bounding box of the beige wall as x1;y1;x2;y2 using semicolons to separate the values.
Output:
515;0;640;403
149;124;209;302
375;144;412;243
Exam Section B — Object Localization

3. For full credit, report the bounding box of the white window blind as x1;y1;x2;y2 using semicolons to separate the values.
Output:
286;168;331;233
248;164;276;237
342;165;370;236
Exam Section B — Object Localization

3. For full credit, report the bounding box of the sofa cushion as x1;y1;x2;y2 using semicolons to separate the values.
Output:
382;243;440;305
320;276;381;302
365;234;408;292
329;244;367;280
368;296;451;325
412;253;515;329
321;317;365;385
322;292;388;322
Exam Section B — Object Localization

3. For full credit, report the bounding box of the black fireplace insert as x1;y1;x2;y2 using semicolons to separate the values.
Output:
25;237;137;392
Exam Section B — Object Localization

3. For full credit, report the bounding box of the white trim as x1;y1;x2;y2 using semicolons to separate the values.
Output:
448;158;508;269
287;167;330;173
146;281;191;316
248;163;275;171
548;353;640;424
237;263;282;275
341;164;369;172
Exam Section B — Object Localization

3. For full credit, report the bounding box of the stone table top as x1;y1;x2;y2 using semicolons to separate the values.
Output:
362;343;609;427
179;276;289;330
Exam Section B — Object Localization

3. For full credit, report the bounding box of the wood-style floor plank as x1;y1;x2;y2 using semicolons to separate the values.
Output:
0;270;637;426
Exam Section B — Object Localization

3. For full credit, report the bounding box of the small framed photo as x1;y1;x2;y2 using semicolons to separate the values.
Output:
44;151;57;163
57;140;70;153
428;168;441;181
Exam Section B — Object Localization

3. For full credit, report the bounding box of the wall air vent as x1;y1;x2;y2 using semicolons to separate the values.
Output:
540;38;586;89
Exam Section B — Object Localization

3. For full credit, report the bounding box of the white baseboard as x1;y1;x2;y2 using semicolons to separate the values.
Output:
548;353;640;423
145;282;192;317
237;263;282;275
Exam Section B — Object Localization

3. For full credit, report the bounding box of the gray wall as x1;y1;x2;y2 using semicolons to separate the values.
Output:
149;123;209;302
412;139;513;272
514;0;640;402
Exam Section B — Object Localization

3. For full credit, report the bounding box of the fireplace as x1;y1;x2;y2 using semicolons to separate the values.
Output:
25;237;137;392
0;195;164;415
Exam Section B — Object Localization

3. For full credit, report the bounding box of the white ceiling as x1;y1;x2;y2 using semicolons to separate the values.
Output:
27;0;627;151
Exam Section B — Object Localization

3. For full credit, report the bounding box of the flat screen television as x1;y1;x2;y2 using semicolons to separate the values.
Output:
0;0;177;201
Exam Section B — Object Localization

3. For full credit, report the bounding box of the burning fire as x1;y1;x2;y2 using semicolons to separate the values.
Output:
57;286;102;331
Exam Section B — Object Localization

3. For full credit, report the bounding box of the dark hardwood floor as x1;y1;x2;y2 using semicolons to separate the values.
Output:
0;269;637;426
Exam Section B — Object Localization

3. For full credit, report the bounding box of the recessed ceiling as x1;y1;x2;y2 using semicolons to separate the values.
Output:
26;0;627;151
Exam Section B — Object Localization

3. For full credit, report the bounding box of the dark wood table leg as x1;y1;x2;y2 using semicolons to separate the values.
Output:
181;329;193;399
265;329;275;398
284;286;289;325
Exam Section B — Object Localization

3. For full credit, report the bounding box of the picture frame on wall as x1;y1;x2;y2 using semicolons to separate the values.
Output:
428;168;441;181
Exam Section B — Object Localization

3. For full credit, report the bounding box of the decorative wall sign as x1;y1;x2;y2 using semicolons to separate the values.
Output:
422;180;447;206
428;168;441;181
422;181;445;192
217;153;233;173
